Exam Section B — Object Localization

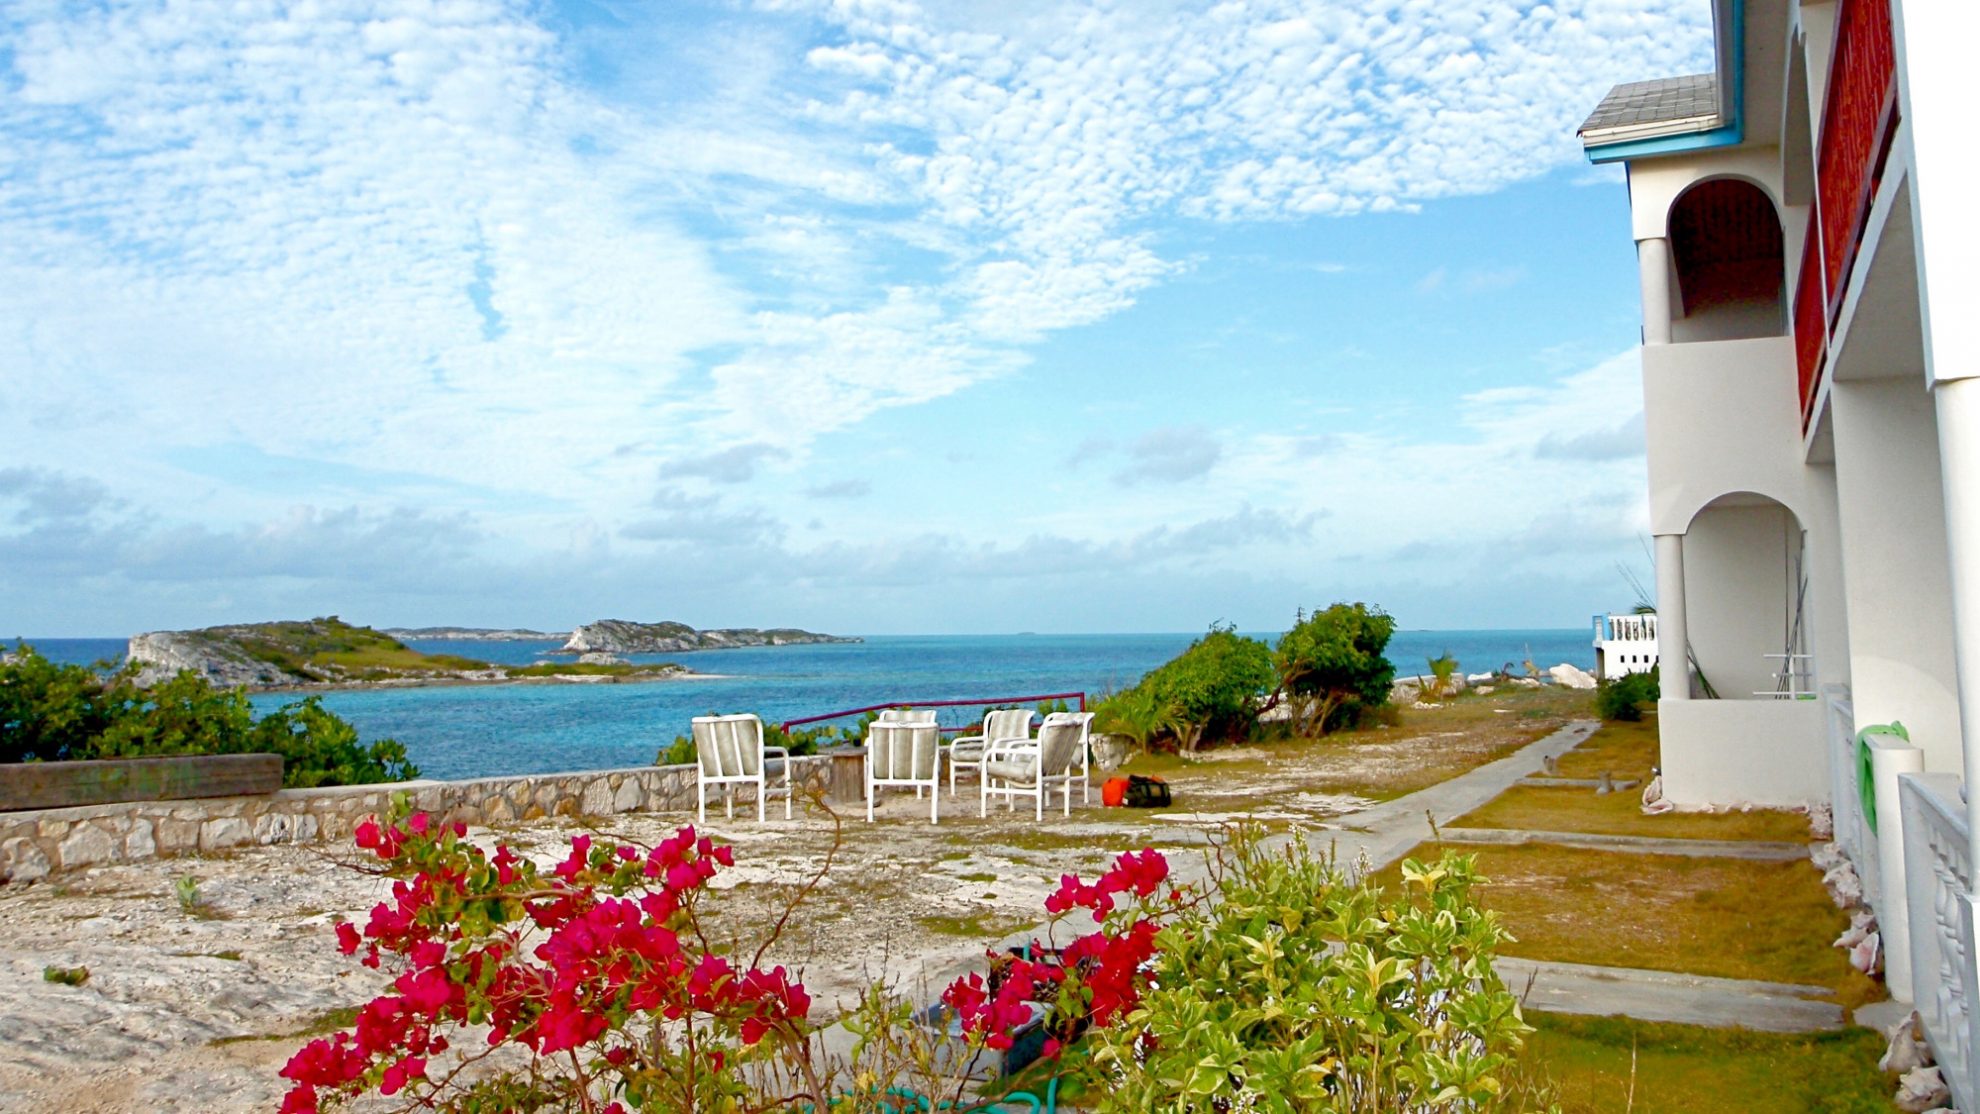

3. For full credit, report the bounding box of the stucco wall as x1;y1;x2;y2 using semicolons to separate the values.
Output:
0;757;834;883
1832;377;1963;772
1659;697;1829;807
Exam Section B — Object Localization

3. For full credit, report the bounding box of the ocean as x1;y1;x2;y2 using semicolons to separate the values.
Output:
23;630;1594;781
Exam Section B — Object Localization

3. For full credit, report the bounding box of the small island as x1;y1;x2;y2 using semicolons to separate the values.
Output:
560;619;859;654
377;626;569;642
127;617;688;691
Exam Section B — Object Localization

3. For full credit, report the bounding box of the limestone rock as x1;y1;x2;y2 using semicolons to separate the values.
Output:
1090;734;1132;774
1548;663;1597;690
58;825;118;870
1823;861;1864;908
127;631;304;689
576;652;629;666
2;836;51;883
563;619;858;655
199;817;253;852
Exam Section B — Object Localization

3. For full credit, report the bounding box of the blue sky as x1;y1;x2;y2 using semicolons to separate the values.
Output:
0;0;1710;637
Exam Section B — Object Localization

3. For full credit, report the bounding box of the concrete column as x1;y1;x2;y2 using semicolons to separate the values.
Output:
1638;237;1674;346
1934;376;1980;869
1656;532;1689;700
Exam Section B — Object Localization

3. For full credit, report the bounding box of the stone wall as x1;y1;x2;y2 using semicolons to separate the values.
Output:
0;758;833;883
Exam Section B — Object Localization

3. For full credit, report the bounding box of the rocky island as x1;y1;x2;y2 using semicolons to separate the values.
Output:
127;617;688;691
377;626;568;641
561;619;860;654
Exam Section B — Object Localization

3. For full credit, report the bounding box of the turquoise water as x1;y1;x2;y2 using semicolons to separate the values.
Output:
25;630;1592;780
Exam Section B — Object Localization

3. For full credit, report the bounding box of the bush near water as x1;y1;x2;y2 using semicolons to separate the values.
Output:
0;644;417;787
1093;602;1400;753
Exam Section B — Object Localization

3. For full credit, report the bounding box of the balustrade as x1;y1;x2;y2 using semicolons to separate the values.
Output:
1900;772;1980;1111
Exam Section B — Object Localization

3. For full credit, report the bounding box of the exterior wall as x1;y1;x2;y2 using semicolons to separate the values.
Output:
1658;698;1829;806
0;757;834;883
1831;376;1962;772
1643;336;1808;535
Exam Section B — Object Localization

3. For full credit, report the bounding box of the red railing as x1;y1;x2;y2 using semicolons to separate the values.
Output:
1794;206;1827;424
1815;0;1898;319
780;691;1087;734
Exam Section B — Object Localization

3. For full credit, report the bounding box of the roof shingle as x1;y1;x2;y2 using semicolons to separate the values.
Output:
1579;74;1720;143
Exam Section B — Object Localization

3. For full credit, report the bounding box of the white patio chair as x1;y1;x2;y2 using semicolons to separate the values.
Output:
980;717;1086;821
1043;710;1096;804
947;708;1034;798
691;714;791;823
877;708;939;725
866;720;943;824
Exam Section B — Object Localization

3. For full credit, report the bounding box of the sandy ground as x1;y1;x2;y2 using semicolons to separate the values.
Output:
0;688;1586;1112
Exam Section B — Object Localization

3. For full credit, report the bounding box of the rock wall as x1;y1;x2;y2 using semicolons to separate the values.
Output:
0;758;834;884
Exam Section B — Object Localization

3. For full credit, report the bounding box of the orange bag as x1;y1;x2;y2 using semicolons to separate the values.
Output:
1101;777;1131;808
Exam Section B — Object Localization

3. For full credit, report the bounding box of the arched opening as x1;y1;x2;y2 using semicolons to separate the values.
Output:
1679;492;1810;699
1668;179;1786;342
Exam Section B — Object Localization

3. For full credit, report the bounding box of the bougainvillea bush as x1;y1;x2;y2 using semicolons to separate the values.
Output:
288;807;1549;1113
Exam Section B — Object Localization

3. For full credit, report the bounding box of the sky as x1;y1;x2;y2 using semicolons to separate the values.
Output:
0;0;1711;637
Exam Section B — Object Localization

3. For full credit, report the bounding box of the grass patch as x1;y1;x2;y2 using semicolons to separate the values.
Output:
956;871;999;884
210;1006;361;1047
915;912;1029;938
1452;785;1813;843
1374;843;1881;1008
1527;1012;1895;1113
1547;716;1660;781
170;950;244;962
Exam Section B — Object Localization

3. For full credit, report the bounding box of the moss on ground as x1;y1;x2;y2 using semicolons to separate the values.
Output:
1375;843;1882;1008
1452;784;1813;843
1527;1012;1896;1113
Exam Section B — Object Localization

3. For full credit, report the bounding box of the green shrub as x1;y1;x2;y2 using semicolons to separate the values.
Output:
1140;623;1275;753
1597;669;1660;722
1090;686;1186;751
0;644;415;787
1081;835;1551;1112
1273;602;1398;734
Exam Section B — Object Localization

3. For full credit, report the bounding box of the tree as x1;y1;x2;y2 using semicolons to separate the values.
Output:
1142;623;1275;753
1273;602;1397;735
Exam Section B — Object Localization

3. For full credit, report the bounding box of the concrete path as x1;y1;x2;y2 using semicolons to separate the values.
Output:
1277;718;1602;873
1435;826;1811;861
1497;958;1845;1033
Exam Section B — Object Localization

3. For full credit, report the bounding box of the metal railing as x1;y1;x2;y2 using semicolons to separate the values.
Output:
1794;206;1827;428
1815;0;1898;321
1900;772;1980;1111
781;692;1087;735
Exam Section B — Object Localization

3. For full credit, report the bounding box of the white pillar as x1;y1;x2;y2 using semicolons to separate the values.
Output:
1934;376;1980;870
1638;237;1674;346
1656;532;1689;700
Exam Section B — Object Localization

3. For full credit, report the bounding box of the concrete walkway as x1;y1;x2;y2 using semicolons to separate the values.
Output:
1497;958;1845;1033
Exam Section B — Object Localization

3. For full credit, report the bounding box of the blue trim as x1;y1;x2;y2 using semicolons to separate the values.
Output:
1585;0;1745;164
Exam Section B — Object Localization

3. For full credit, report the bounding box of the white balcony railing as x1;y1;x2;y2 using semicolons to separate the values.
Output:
1827;690;1878;900
1900;771;1980;1111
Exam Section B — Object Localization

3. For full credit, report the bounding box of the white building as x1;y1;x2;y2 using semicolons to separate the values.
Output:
1581;0;1980;1101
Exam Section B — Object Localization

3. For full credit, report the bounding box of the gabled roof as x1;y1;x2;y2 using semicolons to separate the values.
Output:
1578;74;1721;145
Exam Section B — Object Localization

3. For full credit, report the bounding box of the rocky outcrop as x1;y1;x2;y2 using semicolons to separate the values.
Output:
563;620;859;654
127;631;304;689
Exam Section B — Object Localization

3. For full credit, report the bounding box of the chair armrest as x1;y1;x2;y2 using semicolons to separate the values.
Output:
762;746;790;760
950;732;986;747
982;739;1039;762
